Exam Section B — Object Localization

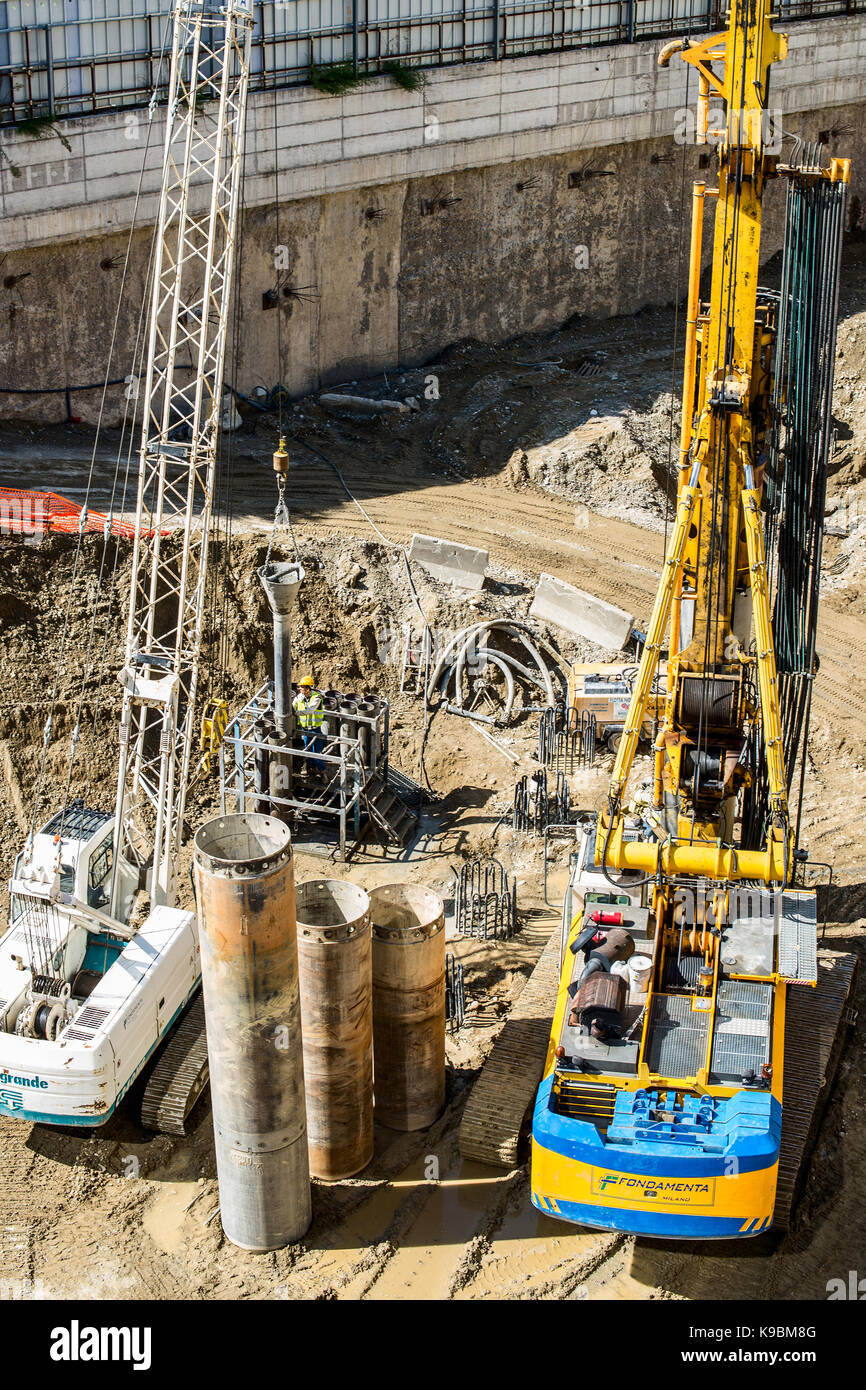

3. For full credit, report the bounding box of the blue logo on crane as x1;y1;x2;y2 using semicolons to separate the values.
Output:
0;1070;49;1109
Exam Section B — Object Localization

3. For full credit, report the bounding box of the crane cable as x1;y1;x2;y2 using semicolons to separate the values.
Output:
27;16;174;861
20;16;173;985
282;432;438;792
263;76;303;576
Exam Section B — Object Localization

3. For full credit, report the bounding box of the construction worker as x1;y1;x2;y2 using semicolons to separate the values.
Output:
293;675;326;772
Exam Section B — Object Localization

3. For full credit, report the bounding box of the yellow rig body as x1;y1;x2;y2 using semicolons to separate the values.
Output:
599;0;794;883
531;0;849;1239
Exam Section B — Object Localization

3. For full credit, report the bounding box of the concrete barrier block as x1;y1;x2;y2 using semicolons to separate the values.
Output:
408;534;489;591
529;573;633;649
3;178;87;216
338;106;415;139
257;115;343;151
499;84;559;115
581;113;619;145
613;92;652;116
278;89;343;122
558;78;618;107
425;71;503;99
501;65;555;94
320;393;410;416
84;145;160;183
558;56;609;84
340;85;420;119
284;138;345;170
832;55;866;77
825;38;861;59
436;115;501;143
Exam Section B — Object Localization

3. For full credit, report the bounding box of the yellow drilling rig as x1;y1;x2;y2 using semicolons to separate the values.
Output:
462;0;857;1238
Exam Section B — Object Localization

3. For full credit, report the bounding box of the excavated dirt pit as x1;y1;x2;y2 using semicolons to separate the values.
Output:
1;243;865;1300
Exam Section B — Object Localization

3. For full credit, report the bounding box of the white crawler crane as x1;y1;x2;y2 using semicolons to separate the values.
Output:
0;0;253;1130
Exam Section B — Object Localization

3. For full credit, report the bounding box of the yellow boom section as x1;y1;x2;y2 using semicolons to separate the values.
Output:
596;0;791;883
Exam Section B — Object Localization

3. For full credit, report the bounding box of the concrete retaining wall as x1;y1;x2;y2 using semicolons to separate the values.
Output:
2;18;865;249
0;19;865;421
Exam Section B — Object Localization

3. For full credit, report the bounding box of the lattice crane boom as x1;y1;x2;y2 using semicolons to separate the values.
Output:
110;0;253;916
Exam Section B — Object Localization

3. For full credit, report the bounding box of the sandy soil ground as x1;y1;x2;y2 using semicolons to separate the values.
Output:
0;244;865;1302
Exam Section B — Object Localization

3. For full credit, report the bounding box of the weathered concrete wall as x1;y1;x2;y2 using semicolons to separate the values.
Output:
2;17;865;249
1;21;865;423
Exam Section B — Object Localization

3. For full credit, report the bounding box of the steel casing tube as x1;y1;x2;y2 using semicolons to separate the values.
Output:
193;813;311;1251
258;561;304;736
253;714;272;814
295;879;373;1180
369;884;446;1131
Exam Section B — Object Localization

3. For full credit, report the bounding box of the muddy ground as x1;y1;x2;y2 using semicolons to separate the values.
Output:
0;243;865;1301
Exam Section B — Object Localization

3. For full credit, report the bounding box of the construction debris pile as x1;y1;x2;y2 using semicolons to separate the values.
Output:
507;393;680;533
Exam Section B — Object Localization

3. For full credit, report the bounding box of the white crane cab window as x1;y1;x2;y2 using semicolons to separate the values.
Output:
87;836;114;908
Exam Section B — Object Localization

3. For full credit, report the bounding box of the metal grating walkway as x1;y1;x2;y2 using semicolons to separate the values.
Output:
646;993;710;1078
663;952;702;991
778;892;819;983
710;980;773;1082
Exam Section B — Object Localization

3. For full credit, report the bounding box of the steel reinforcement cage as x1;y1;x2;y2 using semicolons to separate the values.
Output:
218;681;391;860
1;0;861;127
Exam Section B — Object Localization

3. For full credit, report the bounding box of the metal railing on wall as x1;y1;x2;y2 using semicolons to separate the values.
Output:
0;0;861;128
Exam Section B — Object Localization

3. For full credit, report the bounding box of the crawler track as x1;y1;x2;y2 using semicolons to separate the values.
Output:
459;927;561;1167
773;949;858;1230
140;994;210;1137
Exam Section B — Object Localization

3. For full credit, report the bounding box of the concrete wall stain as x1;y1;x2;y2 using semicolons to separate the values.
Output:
0;102;863;425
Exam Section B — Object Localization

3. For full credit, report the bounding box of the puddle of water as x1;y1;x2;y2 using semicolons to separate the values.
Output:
492;1200;563;1243
282;1156;511;1299
364;1159;509;1301
280;1147;615;1301
142;1181;202;1255
283;1159;431;1295
275;1147;616;1301
455;1195;608;1300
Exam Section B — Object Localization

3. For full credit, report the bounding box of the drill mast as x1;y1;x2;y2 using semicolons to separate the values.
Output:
597;0;849;886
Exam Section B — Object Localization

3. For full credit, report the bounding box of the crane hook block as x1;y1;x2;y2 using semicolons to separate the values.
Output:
273;437;289;477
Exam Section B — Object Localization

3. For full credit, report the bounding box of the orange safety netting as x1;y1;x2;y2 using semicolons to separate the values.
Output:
0;487;142;539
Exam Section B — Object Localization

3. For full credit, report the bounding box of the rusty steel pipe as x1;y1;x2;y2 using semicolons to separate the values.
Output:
193;813;311;1252
295;879;373;1180
369;884;446;1131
